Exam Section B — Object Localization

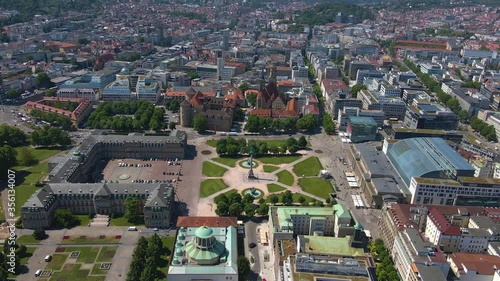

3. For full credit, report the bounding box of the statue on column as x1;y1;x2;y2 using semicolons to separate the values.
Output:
248;147;256;179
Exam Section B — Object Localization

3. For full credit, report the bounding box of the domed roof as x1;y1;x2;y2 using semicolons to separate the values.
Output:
195;226;214;239
175;248;183;256
120;67;130;74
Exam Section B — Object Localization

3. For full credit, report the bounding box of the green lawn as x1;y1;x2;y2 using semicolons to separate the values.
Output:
206;139;218;147
46;253;68;271
257;155;302;165
109;215;144;227
64;246;100;263
96;246;118;262
202;161;228;177
158;236;176;277
50;263;106;281
63;236;120;244
249;139;312;148
14;146;63;164
200;179;228;198
214;189;238;202
15;184;40;215
263;165;279;173
267;184;286;193
76;215;91;227
212;157;241;168
277;170;294;186
17;235;40;244
265;192;317;203
299;178;334;199
294;157;323;177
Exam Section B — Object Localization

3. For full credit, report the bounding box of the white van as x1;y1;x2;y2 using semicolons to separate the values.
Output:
45;255;52;262
35;269;42;277
128;226;137;231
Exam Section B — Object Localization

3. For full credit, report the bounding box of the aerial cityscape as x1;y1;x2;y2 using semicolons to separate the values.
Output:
0;0;500;280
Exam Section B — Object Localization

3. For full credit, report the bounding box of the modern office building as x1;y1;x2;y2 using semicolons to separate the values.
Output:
136;75;161;103
59;69;117;94
404;99;458;131
102;73;132;101
167;225;238;281
383;138;475;187
347;116;378;143
358;89;406;120
408;177;500;206
337;107;385;131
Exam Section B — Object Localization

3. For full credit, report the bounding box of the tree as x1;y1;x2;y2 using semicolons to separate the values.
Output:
297;136;307;148
0;145;17;176
279;144;288;154
18;147;36;166
140;257;158;281
257;203;269;216
245;115;261;132
0;124;28;147
244;203;255;217
30;126;71;146
127;237;149;281
193;114;208;133
54;209;80;228
269;145;279;154
228;202;243;216
350;84;367;98
258;198;265;204
286;137;297;147
167;100;180;112
298;196;306;203
282;191;293;205
289;144;299;154
227;144;240;157
45;88;57;97
36;72;54;89
215;201;230;216
245;92;258;107
216;143;227;156
296;114;317;132
237;256;251;278
186;71;200;79
6;89;21;99
124;196;141;224
169;121;176;130
323;113;336;135
269;195;279;204
239;82;249;94
32;229;46;240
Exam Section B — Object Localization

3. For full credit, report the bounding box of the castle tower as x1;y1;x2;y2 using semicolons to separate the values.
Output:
180;99;191;127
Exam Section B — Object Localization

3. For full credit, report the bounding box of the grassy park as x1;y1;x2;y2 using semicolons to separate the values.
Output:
202;161;228;177
276;170;294;186
200;179;228;197
298;178;334;199
293;157;323;177
267;184;286;193
263;165;279;172
212;157;241;167
257;155;301;165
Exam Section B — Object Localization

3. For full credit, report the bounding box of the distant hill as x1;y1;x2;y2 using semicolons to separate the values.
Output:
293;3;376;26
378;0;500;10
0;0;105;27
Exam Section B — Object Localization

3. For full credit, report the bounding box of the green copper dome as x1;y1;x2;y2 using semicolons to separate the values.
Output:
195;226;214;239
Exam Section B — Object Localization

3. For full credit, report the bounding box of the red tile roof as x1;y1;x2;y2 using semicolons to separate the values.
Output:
449;253;500;275
428;208;461;235
176;216;238;227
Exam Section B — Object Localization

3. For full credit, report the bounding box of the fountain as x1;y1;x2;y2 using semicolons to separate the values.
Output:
244;187;262;198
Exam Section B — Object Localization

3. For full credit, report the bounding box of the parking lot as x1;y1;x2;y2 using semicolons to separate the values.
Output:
103;158;182;184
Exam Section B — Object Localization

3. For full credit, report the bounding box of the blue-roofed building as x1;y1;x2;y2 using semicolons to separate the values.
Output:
59;69;117;95
102;74;132;101
383;138;475;187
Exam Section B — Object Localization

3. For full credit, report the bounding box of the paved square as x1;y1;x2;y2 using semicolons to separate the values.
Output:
102;159;181;184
